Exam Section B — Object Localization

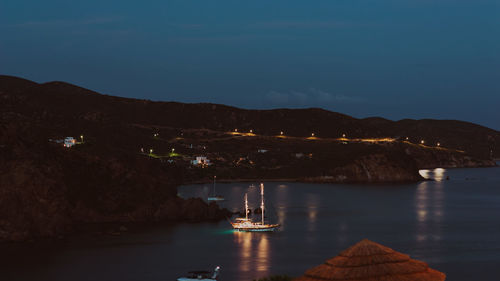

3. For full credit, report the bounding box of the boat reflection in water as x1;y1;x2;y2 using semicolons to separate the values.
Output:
233;231;270;275
414;169;445;262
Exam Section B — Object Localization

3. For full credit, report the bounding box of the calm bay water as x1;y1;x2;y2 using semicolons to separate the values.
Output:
1;164;500;281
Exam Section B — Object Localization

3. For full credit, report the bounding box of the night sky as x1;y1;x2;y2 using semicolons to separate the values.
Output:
1;0;499;129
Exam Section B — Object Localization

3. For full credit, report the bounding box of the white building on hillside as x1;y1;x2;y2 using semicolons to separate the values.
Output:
191;156;211;166
64;137;76;148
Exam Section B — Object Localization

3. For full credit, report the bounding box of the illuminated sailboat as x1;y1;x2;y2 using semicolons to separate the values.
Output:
231;183;280;232
207;176;225;201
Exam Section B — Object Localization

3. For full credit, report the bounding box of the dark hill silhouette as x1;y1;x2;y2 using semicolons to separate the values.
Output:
1;75;498;158
0;75;497;242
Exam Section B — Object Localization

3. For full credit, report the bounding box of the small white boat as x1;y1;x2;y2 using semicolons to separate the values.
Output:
207;176;225;202
177;266;221;281
207;196;225;201
231;183;280;232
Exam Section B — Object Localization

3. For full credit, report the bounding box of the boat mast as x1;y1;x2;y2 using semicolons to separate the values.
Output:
213;175;216;196
260;183;265;224
245;193;249;220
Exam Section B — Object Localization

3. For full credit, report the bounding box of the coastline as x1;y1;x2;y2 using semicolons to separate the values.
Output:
183;162;497;186
184;176;425;185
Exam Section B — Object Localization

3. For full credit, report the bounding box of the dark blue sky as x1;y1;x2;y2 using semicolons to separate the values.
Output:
1;0;499;129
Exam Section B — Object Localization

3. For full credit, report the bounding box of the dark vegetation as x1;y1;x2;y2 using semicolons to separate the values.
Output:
0;75;498;241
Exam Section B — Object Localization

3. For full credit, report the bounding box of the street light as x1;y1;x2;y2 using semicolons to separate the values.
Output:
421;140;425;144
437;142;441;147
311;133;315;137
342;133;346;138
280;131;284;135
172;148;175;152
149;148;153;154
250;129;253;133
80;135;84;142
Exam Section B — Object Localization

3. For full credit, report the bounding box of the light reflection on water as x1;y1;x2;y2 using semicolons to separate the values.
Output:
2;165;500;281
257;234;270;273
306;193;319;233
275;184;289;229
416;167;447;243
337;222;348;245
415;171;445;257
233;231;270;275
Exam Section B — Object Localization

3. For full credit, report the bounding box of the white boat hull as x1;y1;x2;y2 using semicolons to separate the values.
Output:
234;226;279;232
231;221;280;232
207;196;225;201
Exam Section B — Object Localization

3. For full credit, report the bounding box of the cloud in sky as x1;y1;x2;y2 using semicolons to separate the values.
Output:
6;17;121;28
266;88;365;107
249;20;375;30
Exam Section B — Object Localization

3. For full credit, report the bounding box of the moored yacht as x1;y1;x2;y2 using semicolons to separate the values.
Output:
230;183;280;232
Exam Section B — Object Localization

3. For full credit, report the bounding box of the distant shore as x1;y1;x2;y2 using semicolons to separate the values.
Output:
187;178;299;185
185;177;422;185
184;162;498;186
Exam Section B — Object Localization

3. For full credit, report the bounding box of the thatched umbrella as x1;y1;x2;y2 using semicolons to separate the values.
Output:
295;239;445;281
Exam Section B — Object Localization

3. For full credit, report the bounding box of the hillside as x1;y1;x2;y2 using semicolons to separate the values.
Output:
0;75;498;241
1;75;499;158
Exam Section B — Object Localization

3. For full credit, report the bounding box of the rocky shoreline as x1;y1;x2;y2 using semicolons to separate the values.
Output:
3;154;495;243
0;197;232;243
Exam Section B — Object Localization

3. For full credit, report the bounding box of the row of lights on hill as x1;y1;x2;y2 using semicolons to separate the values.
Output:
234;129;253;133
421;140;441;146
309;132;347;137
146;148;175;154
233;130;442;146
234;129;348;138
406;137;440;147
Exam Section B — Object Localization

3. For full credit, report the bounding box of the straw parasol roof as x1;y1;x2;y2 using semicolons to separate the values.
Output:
295;239;446;281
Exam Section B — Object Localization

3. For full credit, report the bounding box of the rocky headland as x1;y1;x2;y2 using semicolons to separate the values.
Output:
0;75;498;241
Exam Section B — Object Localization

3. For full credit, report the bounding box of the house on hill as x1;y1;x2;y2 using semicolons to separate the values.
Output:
64;137;76;148
191;156;211;167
